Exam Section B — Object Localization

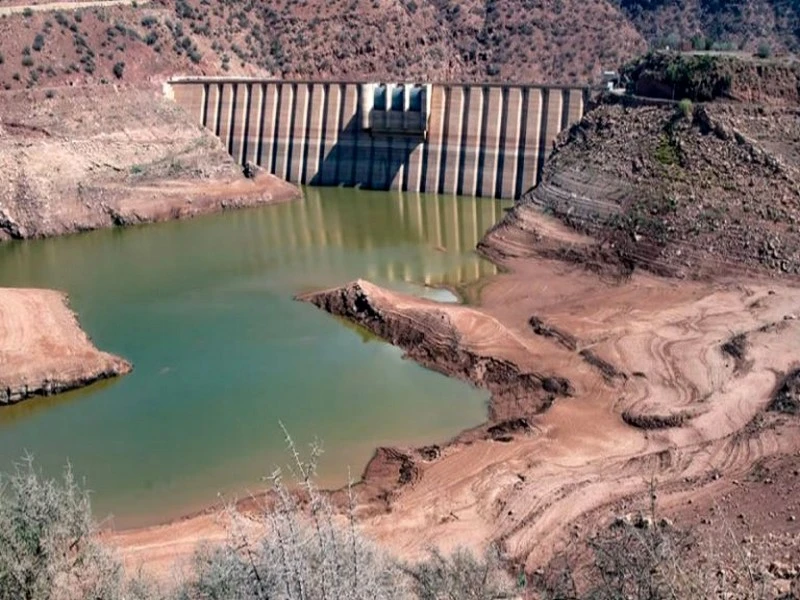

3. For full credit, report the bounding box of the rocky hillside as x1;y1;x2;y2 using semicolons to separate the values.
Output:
0;85;298;239
2;0;800;91
614;0;800;55
621;52;800;105
483;54;800;280
0;0;640;90
2;0;800;92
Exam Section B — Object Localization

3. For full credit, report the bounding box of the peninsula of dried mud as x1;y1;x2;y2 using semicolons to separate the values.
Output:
0;288;131;405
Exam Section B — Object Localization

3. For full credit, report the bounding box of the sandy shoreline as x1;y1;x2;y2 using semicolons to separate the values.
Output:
109;206;800;578
0;288;132;405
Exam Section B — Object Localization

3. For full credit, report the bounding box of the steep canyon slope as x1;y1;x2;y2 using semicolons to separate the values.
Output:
0;0;645;90
484;54;800;281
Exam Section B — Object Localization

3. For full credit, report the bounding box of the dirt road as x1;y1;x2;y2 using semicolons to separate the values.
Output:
0;0;149;16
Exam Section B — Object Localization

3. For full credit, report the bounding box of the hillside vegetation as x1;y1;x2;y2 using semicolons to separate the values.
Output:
1;0;799;91
614;0;800;54
0;0;646;90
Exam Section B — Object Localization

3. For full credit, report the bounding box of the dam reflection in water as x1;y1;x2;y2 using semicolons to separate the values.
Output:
0;188;509;527
224;187;506;287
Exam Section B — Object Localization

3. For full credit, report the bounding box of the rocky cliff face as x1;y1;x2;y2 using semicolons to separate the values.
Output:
483;56;800;280
0;85;299;240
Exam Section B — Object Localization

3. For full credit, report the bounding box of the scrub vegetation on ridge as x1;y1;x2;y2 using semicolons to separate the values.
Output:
0;0;799;91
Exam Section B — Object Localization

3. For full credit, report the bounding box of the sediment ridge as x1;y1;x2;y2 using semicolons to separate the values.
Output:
297;279;573;421
0;288;131;405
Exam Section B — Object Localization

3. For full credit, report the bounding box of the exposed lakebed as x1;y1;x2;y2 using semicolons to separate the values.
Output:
0;187;509;527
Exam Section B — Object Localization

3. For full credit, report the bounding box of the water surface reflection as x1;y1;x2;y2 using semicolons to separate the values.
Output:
0;188;509;527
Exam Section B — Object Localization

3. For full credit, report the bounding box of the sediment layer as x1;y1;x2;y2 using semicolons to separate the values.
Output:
0;288;132;405
482;99;800;279
0;86;300;241
297;279;573;420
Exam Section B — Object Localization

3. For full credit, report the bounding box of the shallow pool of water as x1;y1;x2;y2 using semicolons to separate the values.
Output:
0;187;509;527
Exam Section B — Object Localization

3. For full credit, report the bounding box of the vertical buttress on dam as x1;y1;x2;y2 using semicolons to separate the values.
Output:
167;80;588;200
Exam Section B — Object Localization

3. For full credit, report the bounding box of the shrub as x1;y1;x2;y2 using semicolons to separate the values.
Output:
0;456;125;600
654;133;680;166
33;33;45;52
113;61;125;79
178;428;405;600
0;52;4;65
537;506;774;599
22;7;33;17
665;32;681;50
0;443;516;600
757;42;772;59
678;98;693;118
404;546;513;600
21;56;34;68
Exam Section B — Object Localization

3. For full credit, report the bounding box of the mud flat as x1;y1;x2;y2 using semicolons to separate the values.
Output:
312;212;800;570
0;288;131;404
112;206;800;576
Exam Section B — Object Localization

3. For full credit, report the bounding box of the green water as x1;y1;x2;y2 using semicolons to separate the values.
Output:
0;187;509;528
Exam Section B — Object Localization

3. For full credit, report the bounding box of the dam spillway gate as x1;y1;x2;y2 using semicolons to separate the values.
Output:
166;79;589;200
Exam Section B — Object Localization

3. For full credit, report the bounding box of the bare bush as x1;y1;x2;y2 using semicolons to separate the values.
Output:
0;445;517;600
403;545;515;600
174;425;405;600
0;455;125;600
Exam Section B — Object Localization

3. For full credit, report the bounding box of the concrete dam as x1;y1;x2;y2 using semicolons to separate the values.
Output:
166;79;589;200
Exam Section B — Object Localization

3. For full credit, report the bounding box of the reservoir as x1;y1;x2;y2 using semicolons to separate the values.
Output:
0;187;509;527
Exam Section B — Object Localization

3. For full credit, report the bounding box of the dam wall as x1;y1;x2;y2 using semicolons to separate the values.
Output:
166;79;589;200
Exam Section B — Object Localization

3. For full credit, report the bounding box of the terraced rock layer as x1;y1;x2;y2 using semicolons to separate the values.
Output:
482;56;800;280
0;86;300;241
0;288;131;405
